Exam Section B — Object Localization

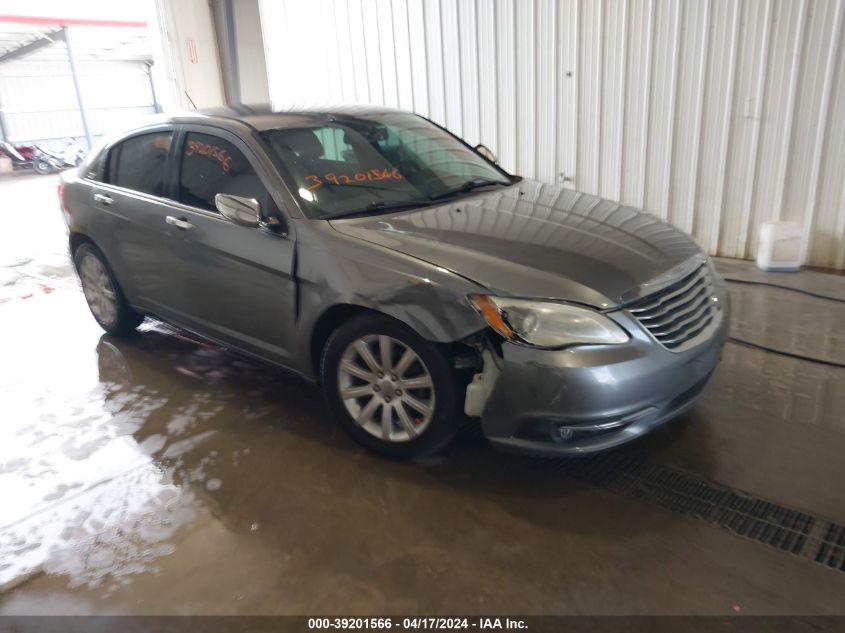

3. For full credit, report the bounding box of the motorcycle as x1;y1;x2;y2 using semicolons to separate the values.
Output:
43;138;86;169
0;141;65;174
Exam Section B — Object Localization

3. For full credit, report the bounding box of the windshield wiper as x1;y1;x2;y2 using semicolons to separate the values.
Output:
331;199;433;219
428;177;509;201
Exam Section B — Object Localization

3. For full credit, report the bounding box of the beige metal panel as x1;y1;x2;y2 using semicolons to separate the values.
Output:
577;0;602;196
321;0;345;103
743;0;808;257
785;0;841;262
620;0;651;208
390;0;416;111
440;0;463;134
535;0;557;184
332;0;358;103
375;0;400;108
423;0;446;123
718;0;772;259
556;0;578;190
515;0;535;176
812;0;845;269
667;0;708;235
348;0;372;102
494;0;516;172
692;0;740;255
458;0;480;145
406;0;430;116
599;0;626;203
643;0;681;220
476;0;499;153
361;0;385;105
262;0;845;269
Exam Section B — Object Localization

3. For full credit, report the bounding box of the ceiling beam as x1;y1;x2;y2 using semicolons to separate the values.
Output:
0;15;146;28
0;29;64;64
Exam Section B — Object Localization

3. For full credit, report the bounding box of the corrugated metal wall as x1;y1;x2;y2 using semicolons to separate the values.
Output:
260;0;845;269
0;57;157;147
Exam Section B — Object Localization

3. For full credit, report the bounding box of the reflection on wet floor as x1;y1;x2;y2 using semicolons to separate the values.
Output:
0;285;327;593
727;282;845;365
1;173;845;614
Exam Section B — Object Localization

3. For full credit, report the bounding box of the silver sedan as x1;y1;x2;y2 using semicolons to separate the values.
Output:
60;105;729;458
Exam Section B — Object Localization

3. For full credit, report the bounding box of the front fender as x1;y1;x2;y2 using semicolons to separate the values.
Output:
293;220;488;378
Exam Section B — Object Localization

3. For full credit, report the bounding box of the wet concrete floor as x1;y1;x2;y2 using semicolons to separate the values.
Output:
1;173;845;614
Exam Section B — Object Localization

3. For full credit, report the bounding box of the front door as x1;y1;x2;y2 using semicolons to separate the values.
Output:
165;126;297;367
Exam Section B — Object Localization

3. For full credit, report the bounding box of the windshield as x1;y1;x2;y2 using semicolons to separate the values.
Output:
261;112;513;219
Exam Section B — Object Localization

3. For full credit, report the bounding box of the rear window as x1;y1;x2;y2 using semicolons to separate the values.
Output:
107;131;172;197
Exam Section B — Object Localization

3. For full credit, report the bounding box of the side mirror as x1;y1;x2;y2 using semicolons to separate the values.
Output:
474;144;498;164
215;193;261;228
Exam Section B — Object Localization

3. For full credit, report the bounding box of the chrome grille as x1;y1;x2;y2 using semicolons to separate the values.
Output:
627;264;721;352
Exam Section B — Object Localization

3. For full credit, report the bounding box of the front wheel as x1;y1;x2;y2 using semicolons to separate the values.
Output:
321;314;465;459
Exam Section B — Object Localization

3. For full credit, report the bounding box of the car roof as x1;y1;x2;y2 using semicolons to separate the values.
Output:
161;103;413;133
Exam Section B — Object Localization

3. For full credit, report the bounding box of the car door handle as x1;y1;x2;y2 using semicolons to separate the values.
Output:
93;193;113;206
166;216;194;231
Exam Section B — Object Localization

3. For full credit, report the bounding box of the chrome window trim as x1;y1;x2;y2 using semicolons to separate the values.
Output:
83;179;230;222
80;121;303;227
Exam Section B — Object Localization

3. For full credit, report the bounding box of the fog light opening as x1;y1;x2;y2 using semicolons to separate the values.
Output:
556;426;575;441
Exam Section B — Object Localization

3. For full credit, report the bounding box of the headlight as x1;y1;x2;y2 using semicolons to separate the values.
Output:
470;295;629;349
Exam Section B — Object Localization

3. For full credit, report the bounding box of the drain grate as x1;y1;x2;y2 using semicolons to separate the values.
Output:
543;450;845;573
815;523;845;571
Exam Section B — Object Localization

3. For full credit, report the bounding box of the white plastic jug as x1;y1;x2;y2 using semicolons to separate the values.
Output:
756;221;802;272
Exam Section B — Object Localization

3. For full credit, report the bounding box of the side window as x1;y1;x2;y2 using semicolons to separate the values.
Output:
106;131;172;196
178;132;272;214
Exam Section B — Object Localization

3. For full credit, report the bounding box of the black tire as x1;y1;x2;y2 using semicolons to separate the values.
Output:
34;160;53;175
321;313;464;459
74;243;143;336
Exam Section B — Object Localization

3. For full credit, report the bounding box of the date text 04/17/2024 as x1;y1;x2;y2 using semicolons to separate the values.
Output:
307;617;528;630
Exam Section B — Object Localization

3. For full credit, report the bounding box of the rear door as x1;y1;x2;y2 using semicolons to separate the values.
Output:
85;127;188;319
166;125;298;367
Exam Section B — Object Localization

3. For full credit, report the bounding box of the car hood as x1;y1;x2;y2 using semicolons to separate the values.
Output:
329;179;704;308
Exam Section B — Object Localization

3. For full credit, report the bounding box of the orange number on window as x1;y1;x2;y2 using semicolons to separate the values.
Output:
305;175;322;190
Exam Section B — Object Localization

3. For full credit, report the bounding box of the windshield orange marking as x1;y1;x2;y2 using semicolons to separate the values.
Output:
304;168;404;189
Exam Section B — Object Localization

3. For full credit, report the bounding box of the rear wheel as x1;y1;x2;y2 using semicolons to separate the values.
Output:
74;243;143;336
321;313;464;458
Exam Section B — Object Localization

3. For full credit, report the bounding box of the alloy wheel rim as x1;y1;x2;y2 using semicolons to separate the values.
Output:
79;254;118;326
337;335;435;443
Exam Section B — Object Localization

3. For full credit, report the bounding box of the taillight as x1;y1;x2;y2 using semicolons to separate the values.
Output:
58;182;71;224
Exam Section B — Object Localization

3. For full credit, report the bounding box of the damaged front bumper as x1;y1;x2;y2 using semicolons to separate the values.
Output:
469;307;729;456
